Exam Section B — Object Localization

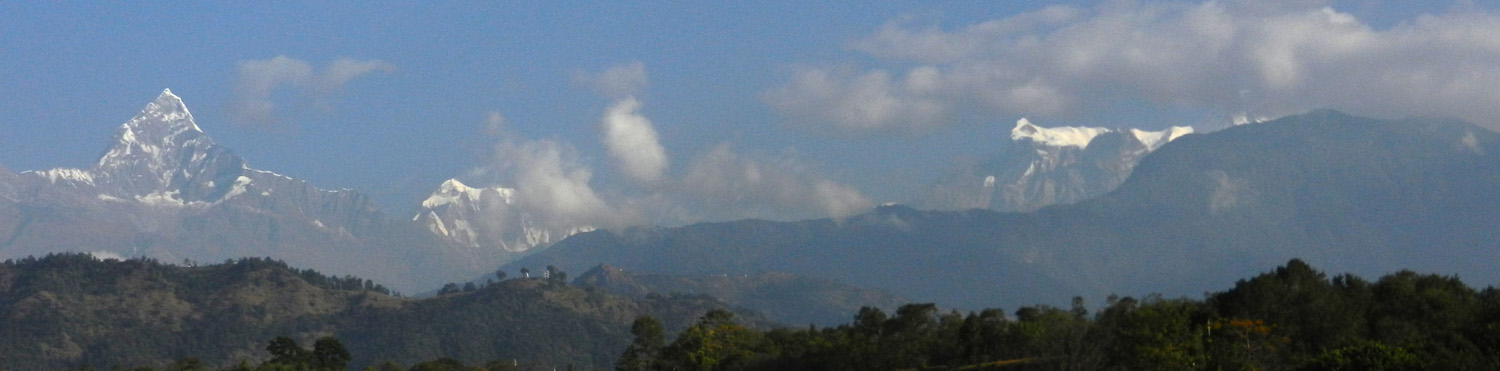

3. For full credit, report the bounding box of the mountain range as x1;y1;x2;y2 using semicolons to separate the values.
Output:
0;90;508;293
0;89;1177;297
3;89;1496;316
504;110;1500;309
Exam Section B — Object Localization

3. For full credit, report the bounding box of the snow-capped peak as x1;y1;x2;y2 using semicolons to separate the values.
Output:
1011;118;1193;150
420;178;514;209
95;89;213;174
140;89;200;133
1232;113;1268;126
1128;126;1194;151
1010;118;1110;149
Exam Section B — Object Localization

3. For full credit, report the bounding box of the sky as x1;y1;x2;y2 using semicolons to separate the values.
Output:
2;0;1496;227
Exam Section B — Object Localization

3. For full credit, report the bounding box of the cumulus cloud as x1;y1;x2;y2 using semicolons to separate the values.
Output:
600;97;669;187
678;144;874;221
474;117;640;231
471;119;869;229
228;56;394;128
575;61;649;98
766;0;1500;134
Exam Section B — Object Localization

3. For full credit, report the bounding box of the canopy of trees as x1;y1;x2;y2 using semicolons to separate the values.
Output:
617;259;1500;370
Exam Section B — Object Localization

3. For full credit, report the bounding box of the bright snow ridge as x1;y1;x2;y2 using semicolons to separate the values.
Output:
420;179;515;209
28;168;96;185
1012;118;1192;150
1010;118;1110;149
1129;126;1194;151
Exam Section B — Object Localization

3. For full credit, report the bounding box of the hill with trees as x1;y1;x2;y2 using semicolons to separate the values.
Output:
571;263;909;326
0;253;760;370
618;259;1500;370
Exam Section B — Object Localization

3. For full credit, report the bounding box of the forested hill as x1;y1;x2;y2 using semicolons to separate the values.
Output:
619;259;1500;370
0;253;760;370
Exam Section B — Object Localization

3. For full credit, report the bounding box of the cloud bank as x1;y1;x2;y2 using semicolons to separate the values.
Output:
678;144;874;221
766;0;1500;134
228;56;394;129
474;112;640;231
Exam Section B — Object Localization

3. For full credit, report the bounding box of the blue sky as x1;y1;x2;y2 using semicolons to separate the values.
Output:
1;0;1494;225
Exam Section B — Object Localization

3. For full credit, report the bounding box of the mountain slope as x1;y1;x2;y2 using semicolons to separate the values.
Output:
572;263;908;326
919;118;1192;212
508;111;1500;309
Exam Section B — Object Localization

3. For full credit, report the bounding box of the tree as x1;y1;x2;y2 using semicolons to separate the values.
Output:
312;337;351;370
1298;342;1419;371
521;267;531;278
164;358;204;371
409;358;482;371
265;336;309;366
617;315;666;371
496;269;508;281
660;309;761;371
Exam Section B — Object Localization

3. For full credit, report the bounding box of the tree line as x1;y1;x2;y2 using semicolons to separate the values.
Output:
617;259;1500;370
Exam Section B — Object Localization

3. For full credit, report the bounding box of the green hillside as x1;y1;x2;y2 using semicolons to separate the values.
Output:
0;253;757;370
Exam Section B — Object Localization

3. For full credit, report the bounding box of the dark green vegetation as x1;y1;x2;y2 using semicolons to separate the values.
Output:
506;111;1500;309
7;256;1500;370
570;264;908;326
619;259;1500;370
0;253;761;370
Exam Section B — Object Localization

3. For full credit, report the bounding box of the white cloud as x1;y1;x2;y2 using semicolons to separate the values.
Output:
477;123;640;231
227;55;394;128
575;61;649;98
678;144;874;221
227;56;312;126
767;1;1500;134
315;58;397;95
600;97;669;187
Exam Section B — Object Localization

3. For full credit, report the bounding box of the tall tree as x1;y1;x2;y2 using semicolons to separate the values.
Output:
312;337;351;371
617;315;665;371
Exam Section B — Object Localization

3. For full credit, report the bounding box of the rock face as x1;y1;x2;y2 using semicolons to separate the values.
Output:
412;178;593;253
920;118;1193;212
0;90;492;292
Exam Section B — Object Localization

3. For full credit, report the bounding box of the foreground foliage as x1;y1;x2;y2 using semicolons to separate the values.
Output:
619;259;1500;370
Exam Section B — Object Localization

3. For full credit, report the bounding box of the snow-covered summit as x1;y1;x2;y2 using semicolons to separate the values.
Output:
1011;118;1192;150
921;118;1199;213
1011;118;1111;149
413;178;587;253
91;89;222;194
1128;126;1195;151
420;178;515;210
21;89;372;211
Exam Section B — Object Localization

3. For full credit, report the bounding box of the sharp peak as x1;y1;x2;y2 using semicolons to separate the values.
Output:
441;178;471;189
128;88;200;133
